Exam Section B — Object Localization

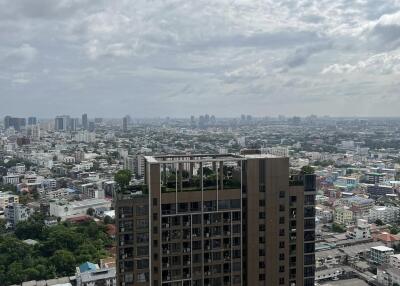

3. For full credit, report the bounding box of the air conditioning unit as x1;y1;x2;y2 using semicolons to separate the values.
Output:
167;250;170;254
227;231;230;235
186;274;190;278
207;220;211;224
121;214;125;218
121;227;125;232
166;223;170;228
206;233;210;237
167;276;171;281
166;263;170;267
120;241;124;246
208;259;212;263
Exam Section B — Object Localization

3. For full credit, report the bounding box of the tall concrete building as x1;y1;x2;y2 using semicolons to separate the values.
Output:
28;117;37;125
82;113;88;130
123;116;130;132
115;153;316;286
54;115;70;131
4;116;26;131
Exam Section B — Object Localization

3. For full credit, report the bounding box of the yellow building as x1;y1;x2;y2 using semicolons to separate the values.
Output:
334;206;353;225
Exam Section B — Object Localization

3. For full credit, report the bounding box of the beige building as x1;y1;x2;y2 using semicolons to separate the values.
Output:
0;192;19;209
334;206;353;225
115;153;316;286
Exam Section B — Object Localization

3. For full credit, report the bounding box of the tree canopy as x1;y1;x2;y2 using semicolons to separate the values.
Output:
114;169;132;190
0;214;113;286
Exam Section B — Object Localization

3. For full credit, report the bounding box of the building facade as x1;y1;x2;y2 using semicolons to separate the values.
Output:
115;154;316;286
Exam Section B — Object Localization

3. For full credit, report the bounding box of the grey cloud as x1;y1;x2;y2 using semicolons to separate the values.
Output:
1;0;400;117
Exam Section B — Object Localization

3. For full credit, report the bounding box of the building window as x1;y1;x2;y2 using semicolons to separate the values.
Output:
279;241;285;248
259;200;265;207
279;191;285;198
279;216;285;224
259;249;265;256
279;205;285;212
259;261;265;268
153;213;158;220
259;224;266;232
279;253;285;260
153;198;157;206
259;212;266;219
259;185;266;192
279;266;285;273
279;277;285;285
259;274;265;281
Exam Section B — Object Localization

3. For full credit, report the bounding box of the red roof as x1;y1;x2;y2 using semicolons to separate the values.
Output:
377;232;400;242
106;224;116;236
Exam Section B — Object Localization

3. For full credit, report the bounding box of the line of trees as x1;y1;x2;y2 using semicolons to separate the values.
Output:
0;213;113;286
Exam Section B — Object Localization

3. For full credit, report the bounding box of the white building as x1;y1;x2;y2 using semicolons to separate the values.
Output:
378;266;400;286
49;198;111;220
370;246;395;265
76;267;116;286
369;206;400;224
390;254;400;269
347;219;371;240
2;174;20;185
42;188;70;200
5;203;31;228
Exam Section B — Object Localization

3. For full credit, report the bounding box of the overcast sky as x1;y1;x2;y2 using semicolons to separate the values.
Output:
1;0;400;118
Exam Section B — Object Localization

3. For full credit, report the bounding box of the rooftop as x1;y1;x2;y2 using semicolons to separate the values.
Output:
145;153;280;164
371;245;394;252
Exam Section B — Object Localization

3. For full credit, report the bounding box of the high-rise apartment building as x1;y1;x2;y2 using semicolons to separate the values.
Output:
82;113;88;130
4;116;26;131
115;153;316;286
123;116;130;132
28;117;37;125
54;115;70;131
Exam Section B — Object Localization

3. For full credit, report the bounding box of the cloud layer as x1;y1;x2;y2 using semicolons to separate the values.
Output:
1;0;400;117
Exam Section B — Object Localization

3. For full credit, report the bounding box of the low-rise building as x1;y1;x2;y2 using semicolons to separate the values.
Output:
5;203;31;228
347;219;371;240
2;174;20;185
370;246;395;265
0;192;19;209
49;198;111;220
390;254;400;269
369;206;400;224
334;206;353;225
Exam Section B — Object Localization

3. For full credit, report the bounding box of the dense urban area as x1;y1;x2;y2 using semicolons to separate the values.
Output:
2;114;400;286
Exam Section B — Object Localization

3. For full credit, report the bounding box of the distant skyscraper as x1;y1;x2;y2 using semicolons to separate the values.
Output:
82;113;88;130
54;115;70;131
27;117;37;125
115;153;316;286
68;118;79;131
88;121;96;132
4;116;26;131
122;116;130;132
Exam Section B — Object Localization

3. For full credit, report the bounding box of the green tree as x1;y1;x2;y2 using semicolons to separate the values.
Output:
86;207;95;216
332;223;346;233
114;169;132;190
104;215;114;224
301;165;315;174
50;250;76;276
375;219;384;226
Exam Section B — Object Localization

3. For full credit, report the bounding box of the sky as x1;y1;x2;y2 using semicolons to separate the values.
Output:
1;0;400;118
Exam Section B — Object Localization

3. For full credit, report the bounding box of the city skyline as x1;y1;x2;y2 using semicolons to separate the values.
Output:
1;1;400;117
